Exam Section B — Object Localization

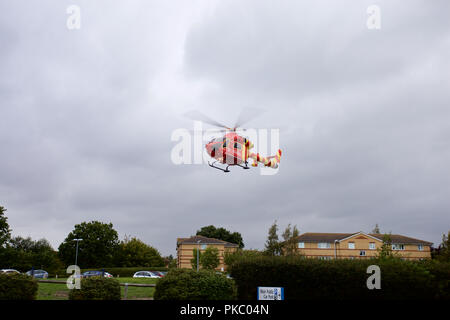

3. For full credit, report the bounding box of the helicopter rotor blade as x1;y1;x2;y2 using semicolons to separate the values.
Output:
233;107;266;130
184;110;231;130
187;128;228;136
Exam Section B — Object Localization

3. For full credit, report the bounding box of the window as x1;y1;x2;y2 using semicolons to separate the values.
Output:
369;242;376;250
318;242;331;249
418;244;423;251
201;244;207;250
348;242;355;249
318;256;332;260
298;242;305;248
392;244;405;250
360;250;366;256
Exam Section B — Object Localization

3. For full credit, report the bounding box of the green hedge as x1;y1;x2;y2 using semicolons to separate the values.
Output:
56;266;169;278
228;256;450;300
154;269;237;300
418;259;450;300
0;274;38;300
69;277;121;300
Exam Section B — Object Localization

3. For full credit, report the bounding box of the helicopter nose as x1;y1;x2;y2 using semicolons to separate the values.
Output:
205;144;214;157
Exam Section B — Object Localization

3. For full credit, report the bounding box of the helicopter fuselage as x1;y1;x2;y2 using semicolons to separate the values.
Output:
205;132;249;165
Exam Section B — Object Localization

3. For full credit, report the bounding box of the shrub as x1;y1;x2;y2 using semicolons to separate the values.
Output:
0;274;38;300
69;276;121;300
154;269;236;300
228;256;445;300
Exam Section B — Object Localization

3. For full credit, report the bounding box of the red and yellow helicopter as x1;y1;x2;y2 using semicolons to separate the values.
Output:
185;109;282;173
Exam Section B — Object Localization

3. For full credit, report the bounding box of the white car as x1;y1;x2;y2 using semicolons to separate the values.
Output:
133;271;161;278
0;269;20;275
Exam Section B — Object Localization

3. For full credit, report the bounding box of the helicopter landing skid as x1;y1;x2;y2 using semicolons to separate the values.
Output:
208;161;231;173
237;163;250;170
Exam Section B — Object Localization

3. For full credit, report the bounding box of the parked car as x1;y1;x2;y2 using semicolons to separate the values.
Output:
133;271;160;278
82;270;113;278
152;271;166;278
215;271;232;279
0;269;20;275
26;269;49;279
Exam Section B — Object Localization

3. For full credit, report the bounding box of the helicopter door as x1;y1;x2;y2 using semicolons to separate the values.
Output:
233;141;243;164
222;139;235;164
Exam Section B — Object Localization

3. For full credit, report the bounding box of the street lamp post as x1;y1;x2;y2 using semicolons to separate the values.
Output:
74;238;83;266
197;240;201;272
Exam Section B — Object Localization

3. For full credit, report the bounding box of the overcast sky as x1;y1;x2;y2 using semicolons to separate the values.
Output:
1;0;449;256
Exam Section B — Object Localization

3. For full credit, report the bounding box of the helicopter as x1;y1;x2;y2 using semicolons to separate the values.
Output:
185;109;282;173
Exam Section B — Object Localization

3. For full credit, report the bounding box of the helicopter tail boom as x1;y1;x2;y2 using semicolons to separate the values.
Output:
249;149;282;169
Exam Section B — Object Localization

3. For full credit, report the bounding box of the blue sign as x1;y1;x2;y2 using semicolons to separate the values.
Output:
257;287;284;300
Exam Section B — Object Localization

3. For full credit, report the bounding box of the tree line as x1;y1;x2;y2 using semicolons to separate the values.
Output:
1;205;449;273
0;206;171;272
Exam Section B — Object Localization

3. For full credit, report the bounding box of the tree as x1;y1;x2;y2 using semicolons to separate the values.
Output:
224;249;263;267
164;255;177;269
376;233;398;259
0;206;11;248
196;225;244;249
264;221;282;256
58;221;119;268
114;236;164;267
371;224;381;234
433;231;450;261
281;224;300;256
200;247;220;270
0;236;63;273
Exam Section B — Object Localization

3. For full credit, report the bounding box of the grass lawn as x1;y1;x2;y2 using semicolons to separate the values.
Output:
37;281;70;300
37;277;159;300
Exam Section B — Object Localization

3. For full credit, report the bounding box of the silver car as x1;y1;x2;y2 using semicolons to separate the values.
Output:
26;269;49;278
0;269;20;275
133;271;160;278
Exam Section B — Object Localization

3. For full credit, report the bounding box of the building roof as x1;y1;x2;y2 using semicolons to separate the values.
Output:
369;233;433;246
296;232;432;246
176;235;239;248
